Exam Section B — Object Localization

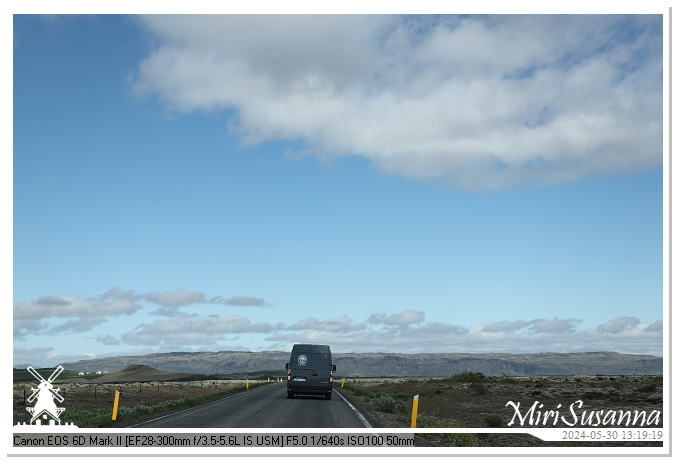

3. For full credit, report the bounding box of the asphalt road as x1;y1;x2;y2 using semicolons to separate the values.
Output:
128;382;375;428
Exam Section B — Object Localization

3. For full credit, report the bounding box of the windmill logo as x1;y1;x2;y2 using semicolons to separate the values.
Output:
23;365;70;426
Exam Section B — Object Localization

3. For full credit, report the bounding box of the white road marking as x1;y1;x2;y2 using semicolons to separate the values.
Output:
334;390;372;428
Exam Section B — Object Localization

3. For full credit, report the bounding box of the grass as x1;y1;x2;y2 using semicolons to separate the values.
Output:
483;414;505;427
13;382;268;428
391;389;443;401
416;415;477;447
344;384;375;400
447;372;489;395
448;372;485;383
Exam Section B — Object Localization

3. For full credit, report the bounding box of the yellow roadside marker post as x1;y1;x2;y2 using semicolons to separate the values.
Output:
247;379;249;390
411;395;419;428
112;391;120;420
341;378;345;388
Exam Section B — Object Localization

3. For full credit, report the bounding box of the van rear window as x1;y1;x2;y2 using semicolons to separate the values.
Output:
314;352;330;365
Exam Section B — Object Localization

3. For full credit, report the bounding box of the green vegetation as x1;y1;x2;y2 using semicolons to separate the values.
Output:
470;381;488;395
344;384;376;400
447;372;489;395
651;374;663;384
371;393;409;414
13;382;268;428
483;414;505;427
391;389;443;401
416;415;477;446
448;372;484;383
405;378;425;384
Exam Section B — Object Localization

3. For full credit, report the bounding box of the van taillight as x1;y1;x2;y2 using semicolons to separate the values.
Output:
330;370;333;384
287;369;291;384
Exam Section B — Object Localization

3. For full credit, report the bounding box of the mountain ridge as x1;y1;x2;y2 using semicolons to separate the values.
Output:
46;350;663;377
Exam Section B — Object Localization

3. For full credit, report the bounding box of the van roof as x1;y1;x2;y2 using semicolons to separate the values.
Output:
292;344;331;353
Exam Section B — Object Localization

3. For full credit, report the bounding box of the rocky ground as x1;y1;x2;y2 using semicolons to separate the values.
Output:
338;374;664;448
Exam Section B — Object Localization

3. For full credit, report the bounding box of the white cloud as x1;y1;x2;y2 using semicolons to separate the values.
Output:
132;14;662;191
210;295;268;307
49;317;108;334
121;314;276;346
481;320;529;333
143;288;207;307
527;317;580;334
283;316;365;332
384;310;425;326
597;316;641;334
13;289;142;338
96;335;121;346
14;291;141;320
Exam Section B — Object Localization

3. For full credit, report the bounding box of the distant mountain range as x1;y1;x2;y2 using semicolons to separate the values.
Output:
35;350;664;377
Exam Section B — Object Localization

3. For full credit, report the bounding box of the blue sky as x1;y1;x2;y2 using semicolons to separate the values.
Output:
11;13;667;367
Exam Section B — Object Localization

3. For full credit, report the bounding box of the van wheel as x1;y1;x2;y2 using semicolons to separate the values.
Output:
325;394;331;400
287;391;294;399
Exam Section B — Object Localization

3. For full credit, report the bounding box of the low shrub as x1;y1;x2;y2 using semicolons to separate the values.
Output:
470;381;489;395
371;393;408;414
449;372;485;383
484;414;505;427
416;415;477;447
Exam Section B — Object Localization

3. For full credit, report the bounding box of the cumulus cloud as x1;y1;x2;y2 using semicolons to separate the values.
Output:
385;310;425;326
368;310;425;326
96;335;121;346
132;14;662;191
283;316;365;332
143;289;207;308
121;314;275;346
210;295;268;307
149;307;188;317
482;320;529;333
13;288;142;338
13;286;270;342
264;315;660;356
49;317;109;334
481;318;580;334
527;317;580;334
597;316;641;333
643;320;663;332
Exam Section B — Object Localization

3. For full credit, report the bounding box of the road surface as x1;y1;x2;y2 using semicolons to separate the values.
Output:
128;382;375;428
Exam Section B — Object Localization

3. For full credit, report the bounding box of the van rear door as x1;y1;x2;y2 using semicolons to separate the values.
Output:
312;350;332;388
291;349;312;384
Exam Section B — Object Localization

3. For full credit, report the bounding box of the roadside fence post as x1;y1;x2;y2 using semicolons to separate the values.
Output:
411;394;419;428
112;391;120;420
